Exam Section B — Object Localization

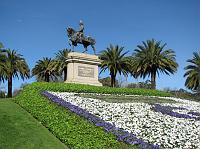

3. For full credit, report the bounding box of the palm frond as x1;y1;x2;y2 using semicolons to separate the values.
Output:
131;39;178;89
99;44;130;87
184;51;200;91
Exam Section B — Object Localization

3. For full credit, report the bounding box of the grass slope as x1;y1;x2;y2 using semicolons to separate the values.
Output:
0;99;66;149
77;94;178;103
14;83;139;149
26;82;171;96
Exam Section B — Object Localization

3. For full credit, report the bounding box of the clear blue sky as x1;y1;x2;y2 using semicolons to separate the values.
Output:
0;0;200;91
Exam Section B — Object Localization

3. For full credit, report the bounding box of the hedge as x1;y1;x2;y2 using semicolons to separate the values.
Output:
25;82;171;97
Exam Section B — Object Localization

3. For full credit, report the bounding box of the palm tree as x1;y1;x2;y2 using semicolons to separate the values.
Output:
132;39;178;89
184;52;200;91
0;42;4;49
0;43;5;82
1;49;30;97
32;57;58;82
99;44;130;87
55;48;71;81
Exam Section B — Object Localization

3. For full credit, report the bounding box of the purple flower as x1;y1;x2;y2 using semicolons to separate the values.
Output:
42;91;161;149
151;104;200;121
188;111;200;117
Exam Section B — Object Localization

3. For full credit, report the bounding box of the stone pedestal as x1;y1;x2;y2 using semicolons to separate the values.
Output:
65;52;102;86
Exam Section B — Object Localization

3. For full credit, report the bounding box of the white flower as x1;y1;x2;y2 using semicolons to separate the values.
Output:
50;92;200;149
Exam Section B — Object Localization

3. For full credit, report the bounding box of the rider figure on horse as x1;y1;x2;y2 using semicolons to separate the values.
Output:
77;20;84;42
67;20;96;54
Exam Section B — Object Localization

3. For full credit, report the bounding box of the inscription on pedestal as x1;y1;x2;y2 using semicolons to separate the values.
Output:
78;66;94;78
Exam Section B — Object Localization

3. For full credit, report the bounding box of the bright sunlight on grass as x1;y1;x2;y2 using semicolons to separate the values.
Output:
0;99;67;149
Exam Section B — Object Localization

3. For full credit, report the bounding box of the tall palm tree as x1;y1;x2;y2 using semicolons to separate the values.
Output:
0;42;5;82
1;49;30;97
132;39;178;89
55;48;71;81
100;44;130;87
0;42;3;49
32;57;58;82
184;52;200;91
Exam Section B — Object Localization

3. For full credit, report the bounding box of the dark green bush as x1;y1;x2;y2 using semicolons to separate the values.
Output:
0;90;6;98
99;77;120;87
126;80;152;89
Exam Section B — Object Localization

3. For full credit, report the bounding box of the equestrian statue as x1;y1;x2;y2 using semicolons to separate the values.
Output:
67;20;96;54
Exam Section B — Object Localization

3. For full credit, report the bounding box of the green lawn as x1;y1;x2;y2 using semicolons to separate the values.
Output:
0;99;67;149
77;93;178;103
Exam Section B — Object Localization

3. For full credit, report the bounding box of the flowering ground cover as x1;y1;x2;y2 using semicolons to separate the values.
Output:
47;91;200;149
14;83;138;149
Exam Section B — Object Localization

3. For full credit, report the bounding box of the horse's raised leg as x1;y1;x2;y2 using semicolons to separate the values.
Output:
91;45;96;55
82;44;88;53
83;47;87;53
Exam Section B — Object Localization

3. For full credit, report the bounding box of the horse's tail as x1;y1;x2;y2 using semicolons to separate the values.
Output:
88;37;96;45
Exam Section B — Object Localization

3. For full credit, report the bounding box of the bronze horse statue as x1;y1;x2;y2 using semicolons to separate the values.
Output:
67;27;96;54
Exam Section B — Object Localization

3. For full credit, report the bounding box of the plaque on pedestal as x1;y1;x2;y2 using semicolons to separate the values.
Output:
65;52;102;86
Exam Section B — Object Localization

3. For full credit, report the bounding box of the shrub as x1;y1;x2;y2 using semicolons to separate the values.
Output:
99;77;119;87
0;90;6;98
166;88;200;102
13;89;22;97
126;80;151;89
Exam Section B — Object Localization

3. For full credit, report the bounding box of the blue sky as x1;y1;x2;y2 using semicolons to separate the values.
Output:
0;0;200;91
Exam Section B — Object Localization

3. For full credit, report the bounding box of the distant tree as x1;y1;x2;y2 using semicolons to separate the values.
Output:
20;82;29;89
194;89;200;97
12;83;29;97
100;44;130;87
0;42;3;49
184;52;200;91
132;39;178;89
13;88;22;97
0;90;6;98
32;57;59;82
0;86;6;98
126;80;151;89
1;49;30;97
99;77;119;87
117;75;127;88
55;48;71;81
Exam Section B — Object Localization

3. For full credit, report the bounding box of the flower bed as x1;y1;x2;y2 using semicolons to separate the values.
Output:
15;84;139;148
46;91;200;149
42;91;160;149
151;104;200;120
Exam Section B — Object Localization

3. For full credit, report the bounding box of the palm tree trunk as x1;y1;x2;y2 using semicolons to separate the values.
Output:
47;74;50;82
151;71;156;89
110;72;114;87
113;75;116;87
64;67;67;81
8;76;12;97
111;76;114;87
110;73;116;88
45;73;50;82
